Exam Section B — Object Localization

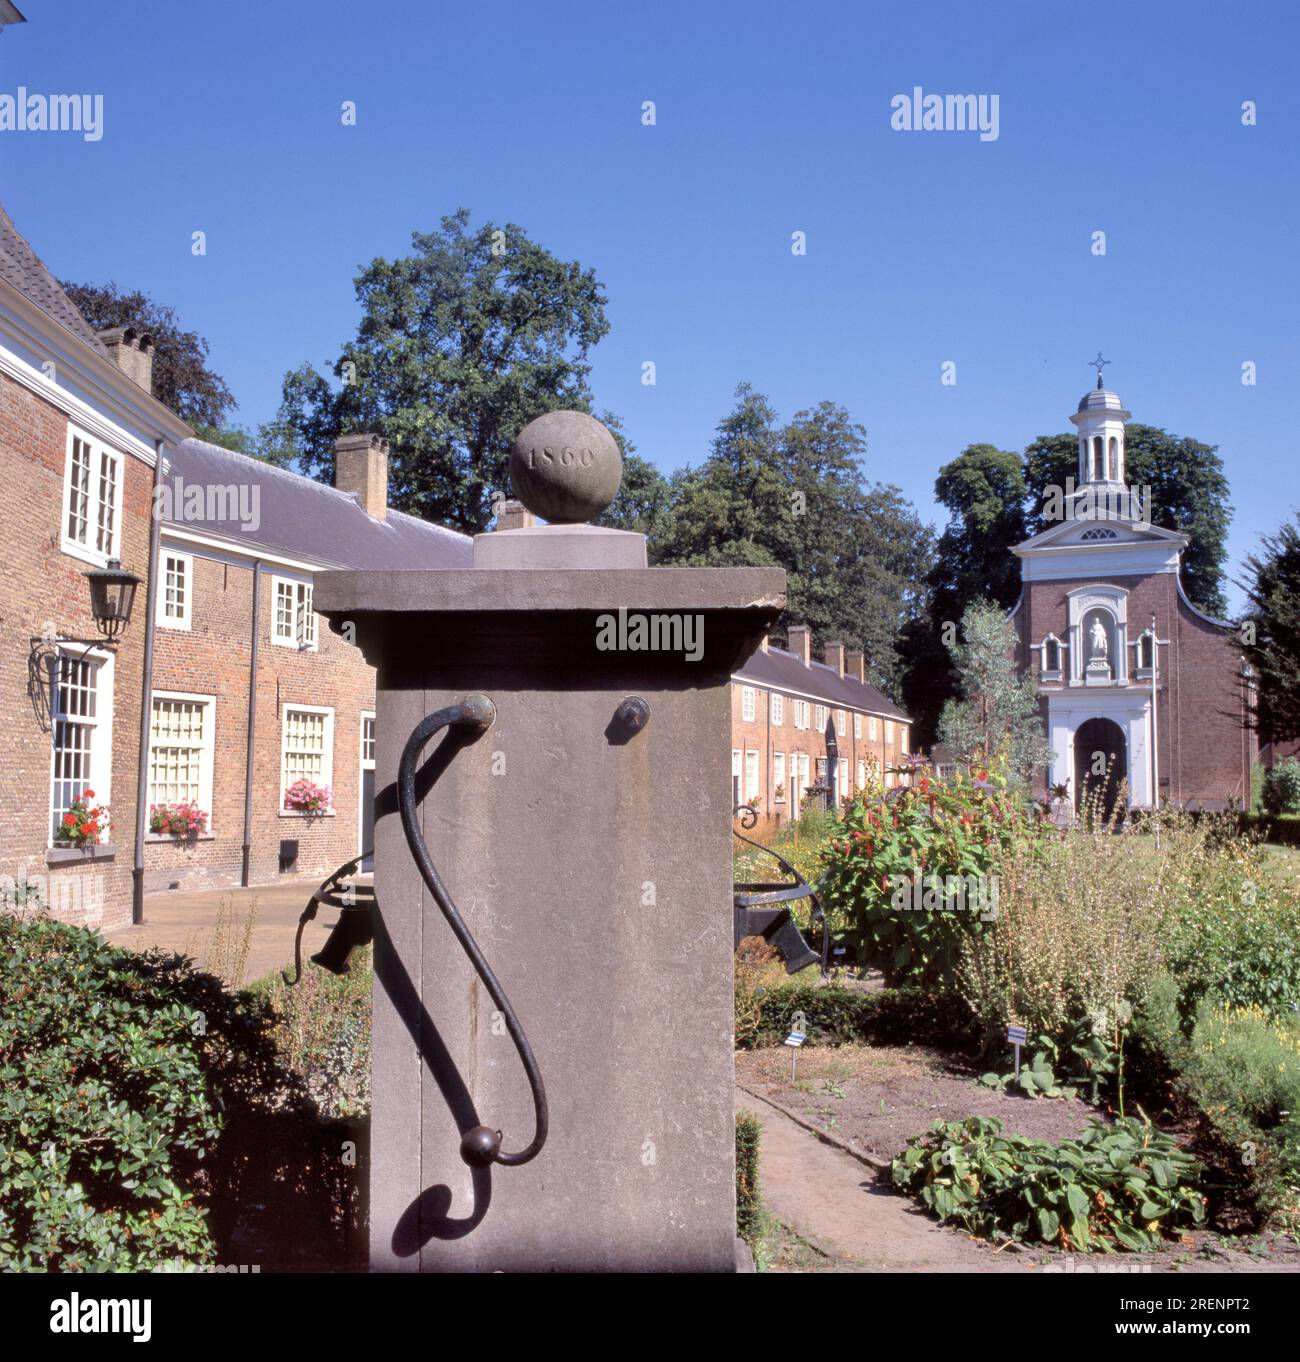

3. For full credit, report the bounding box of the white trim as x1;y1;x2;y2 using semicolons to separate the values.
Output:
60;424;124;567
1046;692;1154;808
47;643;114;847
741;686;755;723
270;573;318;651
280;703;335;815
162;525;327;576
147;690;217;826
156;550;194;630
1175;576;1236;630
359;710;376;860
743;748;760;802
770;692;784;726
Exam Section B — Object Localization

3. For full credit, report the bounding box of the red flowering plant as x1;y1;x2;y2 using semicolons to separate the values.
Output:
284;779;333;814
817;756;1055;987
149;801;210;838
55;789;109;847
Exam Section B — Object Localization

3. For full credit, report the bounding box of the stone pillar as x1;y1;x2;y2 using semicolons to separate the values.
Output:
316;412;784;1272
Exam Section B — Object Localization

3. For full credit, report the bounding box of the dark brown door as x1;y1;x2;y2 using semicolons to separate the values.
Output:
1074;718;1126;822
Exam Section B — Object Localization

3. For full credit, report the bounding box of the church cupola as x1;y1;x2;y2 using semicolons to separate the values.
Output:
1069;353;1131;487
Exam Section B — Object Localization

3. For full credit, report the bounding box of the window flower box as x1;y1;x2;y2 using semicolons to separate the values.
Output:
284;779;334;815
54;790;109;848
149;801;210;838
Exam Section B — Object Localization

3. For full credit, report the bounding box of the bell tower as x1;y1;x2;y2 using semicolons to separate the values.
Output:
1069;352;1130;488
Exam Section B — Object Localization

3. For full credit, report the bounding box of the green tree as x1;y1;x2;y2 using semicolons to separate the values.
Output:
938;599;1049;788
267;209;612;533
652;386;931;693
1022;426;1232;616
1239;514;1300;746
61;280;236;429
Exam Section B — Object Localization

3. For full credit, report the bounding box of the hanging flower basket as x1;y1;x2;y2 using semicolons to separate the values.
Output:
56;790;109;847
149;801;210;838
284;779;334;814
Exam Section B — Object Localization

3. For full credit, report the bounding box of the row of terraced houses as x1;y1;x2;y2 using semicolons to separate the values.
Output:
1;201;909;932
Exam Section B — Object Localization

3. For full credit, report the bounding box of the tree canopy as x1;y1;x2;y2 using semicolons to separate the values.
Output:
265;209;612;533
651;385;932;693
61;280;236;429
1239;513;1300;746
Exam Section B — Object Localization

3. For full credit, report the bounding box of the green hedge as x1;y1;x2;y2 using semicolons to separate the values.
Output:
0;914;221;1270
743;980;980;1052
735;1113;762;1245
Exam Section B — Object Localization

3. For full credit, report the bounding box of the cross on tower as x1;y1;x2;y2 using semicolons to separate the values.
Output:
1089;352;1110;389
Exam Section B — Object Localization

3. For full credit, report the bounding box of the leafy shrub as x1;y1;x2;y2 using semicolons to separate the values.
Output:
0;914;220;1270
1177;1003;1300;1226
891;1114;1205;1252
817;764;1052;987
243;948;372;1119
1164;843;1300;1021
958;820;1174;1060
737;976;979;1052
1263;758;1300;816
736;1112;763;1245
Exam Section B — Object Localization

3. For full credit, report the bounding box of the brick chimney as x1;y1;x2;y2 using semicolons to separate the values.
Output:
335;433;389;520
97;327;154;394
786;624;811;666
845;649;866;684
496;498;536;531
824;640;845;677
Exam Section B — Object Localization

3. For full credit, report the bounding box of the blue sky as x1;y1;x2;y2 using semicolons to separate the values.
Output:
2;0;1296;609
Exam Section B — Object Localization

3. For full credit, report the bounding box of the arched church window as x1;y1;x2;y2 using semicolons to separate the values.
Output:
1043;637;1061;673
1138;632;1154;670
1107;436;1118;481
1092;436;1105;480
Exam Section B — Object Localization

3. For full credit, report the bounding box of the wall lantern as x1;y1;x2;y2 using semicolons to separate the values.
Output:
84;559;141;642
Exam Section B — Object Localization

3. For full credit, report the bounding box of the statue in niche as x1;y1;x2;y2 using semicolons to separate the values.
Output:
1089;616;1109;659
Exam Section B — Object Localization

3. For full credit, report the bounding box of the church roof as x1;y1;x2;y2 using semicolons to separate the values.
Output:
1077;387;1125;413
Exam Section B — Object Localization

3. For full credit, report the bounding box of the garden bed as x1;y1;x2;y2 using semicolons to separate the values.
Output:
736;1041;1110;1164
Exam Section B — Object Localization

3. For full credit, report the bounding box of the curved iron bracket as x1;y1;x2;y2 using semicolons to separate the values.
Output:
732;805;828;975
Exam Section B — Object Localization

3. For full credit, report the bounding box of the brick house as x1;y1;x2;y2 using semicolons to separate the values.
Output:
146;434;469;897
0;203;190;930
1009;376;1255;812
0;201;470;931
731;624;912;830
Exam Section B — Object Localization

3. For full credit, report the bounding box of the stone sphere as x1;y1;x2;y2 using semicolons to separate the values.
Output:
509;410;622;524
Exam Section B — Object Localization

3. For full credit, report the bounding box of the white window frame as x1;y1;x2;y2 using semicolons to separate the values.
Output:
857;759;866;789
900;726;909;753
770;693;784;726
272;574;318;651
836;709;847;737
741;686;756;723
61;426;124;567
732;748;742;806
773;751;786;801
794;700;809;731
854;713;862;740
814;704;828;733
48;644;114;845
838;757;848;795
744;749;760;802
869;715;878;741
280;703;335;815
885;720;894;745
359;710;376;857
147;691;216;825
156;550;195;630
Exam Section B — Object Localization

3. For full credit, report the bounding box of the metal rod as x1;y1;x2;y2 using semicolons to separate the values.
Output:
398;697;548;1168
130;438;166;926
241;561;262;886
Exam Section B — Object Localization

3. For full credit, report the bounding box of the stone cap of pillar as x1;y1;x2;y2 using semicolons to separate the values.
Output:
316;566;786;676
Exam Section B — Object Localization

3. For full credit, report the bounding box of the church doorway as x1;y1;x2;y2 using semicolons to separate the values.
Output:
1074;718;1127;822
